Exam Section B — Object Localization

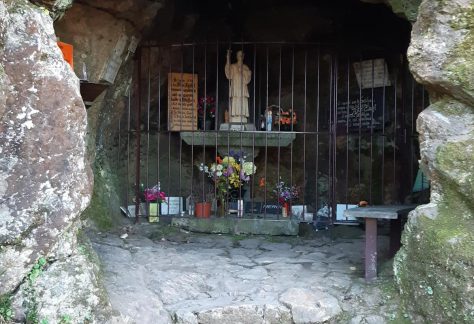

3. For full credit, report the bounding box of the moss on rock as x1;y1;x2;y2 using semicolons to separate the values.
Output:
386;0;422;22
395;132;474;322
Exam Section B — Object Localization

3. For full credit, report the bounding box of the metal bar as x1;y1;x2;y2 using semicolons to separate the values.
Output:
358;55;362;202
251;44;257;219
381;57;387;203
179;44;184;212
332;54;338;223
345;56;350;209
134;49;142;223
126;76;131;209
167;49;172;202
203;44;207;204
369;59;375;204
289;46;295;219
215;42;219;213
277;45;282;220
315;46;320;216
157;54;161;189
302;50;307;216
190;45;195;205
393;61;398;202
264;46;269;219
143;41;333;48
328;54;335;223
146;47;151;189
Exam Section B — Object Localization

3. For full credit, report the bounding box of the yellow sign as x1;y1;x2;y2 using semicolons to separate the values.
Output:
168;73;198;131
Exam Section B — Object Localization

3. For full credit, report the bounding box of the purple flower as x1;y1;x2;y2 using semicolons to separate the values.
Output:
224;165;234;177
240;170;249;181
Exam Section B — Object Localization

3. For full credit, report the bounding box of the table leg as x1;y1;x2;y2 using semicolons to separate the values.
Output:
390;217;402;257
365;218;377;282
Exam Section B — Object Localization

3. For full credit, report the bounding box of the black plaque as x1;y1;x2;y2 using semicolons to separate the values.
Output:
337;88;388;133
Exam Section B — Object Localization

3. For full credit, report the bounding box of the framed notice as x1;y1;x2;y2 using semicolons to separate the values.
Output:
168;73;198;131
161;197;184;215
353;58;391;89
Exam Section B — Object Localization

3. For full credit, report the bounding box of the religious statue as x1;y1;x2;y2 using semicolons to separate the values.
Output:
225;50;252;124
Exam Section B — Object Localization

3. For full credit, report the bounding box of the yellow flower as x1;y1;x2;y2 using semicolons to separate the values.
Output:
233;163;241;172
222;156;235;164
229;173;240;188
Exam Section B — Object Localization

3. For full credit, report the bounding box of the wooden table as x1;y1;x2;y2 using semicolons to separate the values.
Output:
343;205;417;282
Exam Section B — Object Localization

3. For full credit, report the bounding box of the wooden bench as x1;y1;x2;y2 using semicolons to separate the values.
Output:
343;205;417;282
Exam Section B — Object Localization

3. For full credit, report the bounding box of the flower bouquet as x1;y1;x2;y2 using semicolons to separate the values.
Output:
273;179;299;217
143;184;166;222
199;152;257;216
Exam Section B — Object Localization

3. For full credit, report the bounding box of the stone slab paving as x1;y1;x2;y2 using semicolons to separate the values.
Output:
89;224;402;324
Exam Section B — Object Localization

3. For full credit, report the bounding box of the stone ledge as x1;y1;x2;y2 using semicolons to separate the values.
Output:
180;131;297;147
171;217;299;236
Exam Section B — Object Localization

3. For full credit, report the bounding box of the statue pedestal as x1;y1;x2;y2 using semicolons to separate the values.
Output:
219;123;256;131
180;131;296;160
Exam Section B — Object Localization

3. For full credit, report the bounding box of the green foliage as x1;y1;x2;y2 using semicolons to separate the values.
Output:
59;314;71;324
0;294;13;322
28;257;47;284
24;257;49;324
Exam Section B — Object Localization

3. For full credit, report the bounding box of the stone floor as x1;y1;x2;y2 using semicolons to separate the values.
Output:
89;223;404;324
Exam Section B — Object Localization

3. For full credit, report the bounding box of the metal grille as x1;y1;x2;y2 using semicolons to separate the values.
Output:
118;42;429;223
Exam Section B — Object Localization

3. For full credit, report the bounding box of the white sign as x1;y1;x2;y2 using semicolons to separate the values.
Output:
353;59;391;89
161;197;184;215
336;204;358;222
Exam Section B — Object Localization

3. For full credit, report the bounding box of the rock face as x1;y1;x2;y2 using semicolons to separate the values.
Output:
394;0;474;322
54;0;163;229
0;0;108;321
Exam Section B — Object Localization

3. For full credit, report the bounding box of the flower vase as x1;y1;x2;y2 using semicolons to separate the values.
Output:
282;202;290;218
205;118;214;131
148;202;160;223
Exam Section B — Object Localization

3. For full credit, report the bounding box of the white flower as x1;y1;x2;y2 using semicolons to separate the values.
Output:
242;162;256;175
216;171;223;177
216;164;223;171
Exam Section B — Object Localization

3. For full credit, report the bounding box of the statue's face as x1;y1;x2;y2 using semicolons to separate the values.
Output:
237;51;244;61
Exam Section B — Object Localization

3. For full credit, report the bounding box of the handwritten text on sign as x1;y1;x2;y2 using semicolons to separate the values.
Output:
337;96;382;132
168;73;198;131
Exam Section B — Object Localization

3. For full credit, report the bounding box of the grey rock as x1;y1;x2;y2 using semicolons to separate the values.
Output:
279;287;342;323
408;0;474;106
196;304;265;324
351;314;386;324
0;0;92;294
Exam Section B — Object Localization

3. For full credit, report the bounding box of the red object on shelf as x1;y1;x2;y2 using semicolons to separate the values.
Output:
57;41;74;69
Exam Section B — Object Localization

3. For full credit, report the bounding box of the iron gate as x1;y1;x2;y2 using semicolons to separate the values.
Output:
118;42;429;223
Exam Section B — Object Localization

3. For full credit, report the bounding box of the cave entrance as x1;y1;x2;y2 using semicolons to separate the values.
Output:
119;0;429;228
